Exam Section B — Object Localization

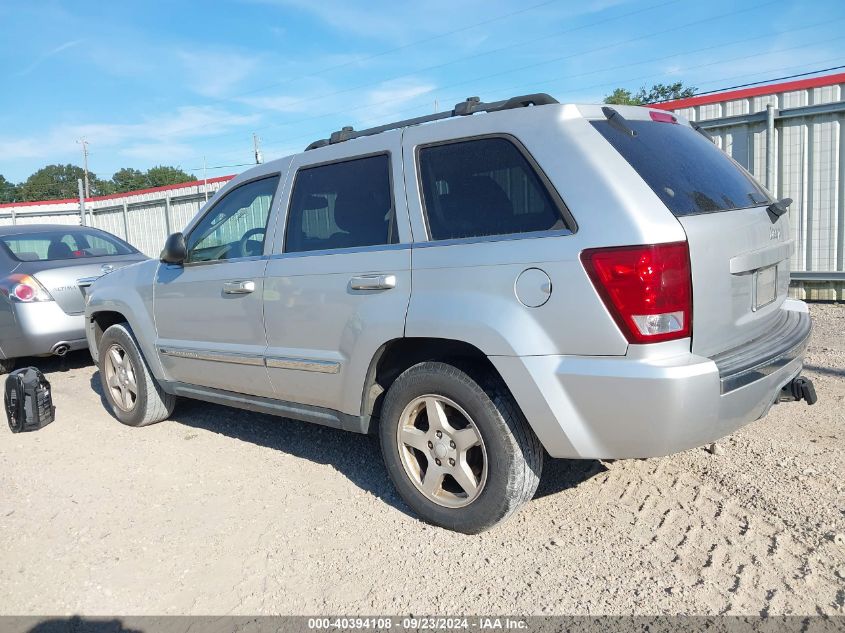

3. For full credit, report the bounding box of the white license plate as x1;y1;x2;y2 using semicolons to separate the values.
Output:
754;265;777;311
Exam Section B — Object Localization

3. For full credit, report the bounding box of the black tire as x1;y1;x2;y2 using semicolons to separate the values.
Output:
98;323;175;427
0;358;15;375
379;361;543;534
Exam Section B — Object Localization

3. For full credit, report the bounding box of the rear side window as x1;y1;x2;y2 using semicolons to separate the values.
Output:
0;229;135;262
285;154;396;253
591;119;771;216
418;137;568;241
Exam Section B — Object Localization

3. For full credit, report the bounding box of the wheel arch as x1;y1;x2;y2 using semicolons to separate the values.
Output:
360;337;513;433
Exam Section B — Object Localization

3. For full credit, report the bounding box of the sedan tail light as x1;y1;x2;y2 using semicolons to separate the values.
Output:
0;274;54;303
581;242;692;344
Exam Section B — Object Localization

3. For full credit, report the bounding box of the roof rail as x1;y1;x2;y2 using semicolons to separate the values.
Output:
305;93;559;151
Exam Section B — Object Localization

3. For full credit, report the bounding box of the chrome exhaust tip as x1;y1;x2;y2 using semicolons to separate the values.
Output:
51;343;70;357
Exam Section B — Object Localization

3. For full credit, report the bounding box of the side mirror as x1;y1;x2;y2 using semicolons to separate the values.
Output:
160;232;187;265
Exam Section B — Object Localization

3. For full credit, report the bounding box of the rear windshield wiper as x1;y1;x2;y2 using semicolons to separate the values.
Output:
767;197;792;222
692;123;714;142
601;106;637;137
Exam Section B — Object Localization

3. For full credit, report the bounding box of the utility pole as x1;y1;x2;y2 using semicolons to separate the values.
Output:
77;178;87;226
203;156;209;203
77;139;91;199
253;133;263;164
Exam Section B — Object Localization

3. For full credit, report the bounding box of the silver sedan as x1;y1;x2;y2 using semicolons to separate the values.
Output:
0;224;146;373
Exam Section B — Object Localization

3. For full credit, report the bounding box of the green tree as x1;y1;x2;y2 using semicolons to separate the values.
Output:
0;175;19;203
144;165;194;188
105;165;195;194
604;82;697;105
109;167;147;193
603;88;641;105
19;164;102;201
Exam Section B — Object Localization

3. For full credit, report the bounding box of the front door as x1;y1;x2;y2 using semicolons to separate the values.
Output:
263;131;412;418
153;173;284;398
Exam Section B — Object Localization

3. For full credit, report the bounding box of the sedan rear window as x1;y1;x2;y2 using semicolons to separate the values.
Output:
0;229;135;262
591;119;771;216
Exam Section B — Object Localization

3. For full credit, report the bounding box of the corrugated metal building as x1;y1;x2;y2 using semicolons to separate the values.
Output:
1;72;843;298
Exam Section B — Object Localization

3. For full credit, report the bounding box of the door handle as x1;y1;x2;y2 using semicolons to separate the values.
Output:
350;274;396;291
223;280;256;294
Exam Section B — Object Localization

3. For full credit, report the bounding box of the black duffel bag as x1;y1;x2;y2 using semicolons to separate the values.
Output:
5;367;55;433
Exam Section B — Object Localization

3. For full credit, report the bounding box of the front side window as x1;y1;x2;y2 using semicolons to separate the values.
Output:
418;137;568;241
284;154;396;253
186;175;280;263
0;229;135;262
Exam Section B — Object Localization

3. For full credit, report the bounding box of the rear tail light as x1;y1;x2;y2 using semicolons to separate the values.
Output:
581;242;692;344
0;274;54;303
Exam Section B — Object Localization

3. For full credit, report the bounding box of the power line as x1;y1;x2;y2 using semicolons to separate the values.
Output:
250;23;843;151
228;0;570;103
184;0;784;150
666;64;845;100
152;0;689;143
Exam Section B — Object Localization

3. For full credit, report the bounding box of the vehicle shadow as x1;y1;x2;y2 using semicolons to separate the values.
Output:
88;371;604;518
804;363;845;378
13;350;92;377
23;615;143;633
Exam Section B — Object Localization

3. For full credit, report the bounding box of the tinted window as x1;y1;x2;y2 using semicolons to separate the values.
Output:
591;120;771;216
0;229;135;262
285;154;396;253
418;137;567;241
186;175;279;263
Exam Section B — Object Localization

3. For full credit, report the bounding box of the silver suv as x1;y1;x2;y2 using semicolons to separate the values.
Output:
85;94;815;533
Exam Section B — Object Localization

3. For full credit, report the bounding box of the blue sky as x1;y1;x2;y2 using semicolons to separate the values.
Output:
1;0;844;184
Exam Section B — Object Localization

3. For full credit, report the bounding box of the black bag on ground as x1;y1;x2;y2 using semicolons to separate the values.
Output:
5;367;55;433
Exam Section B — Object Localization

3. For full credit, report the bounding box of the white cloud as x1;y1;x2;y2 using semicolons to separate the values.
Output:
359;79;437;122
0;106;260;166
177;50;261;98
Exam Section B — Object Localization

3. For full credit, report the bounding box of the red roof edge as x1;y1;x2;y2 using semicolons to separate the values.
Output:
0;174;236;210
655;72;845;111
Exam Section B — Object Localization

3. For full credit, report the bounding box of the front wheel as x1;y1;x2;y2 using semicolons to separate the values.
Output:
98;323;175;427
379;362;543;534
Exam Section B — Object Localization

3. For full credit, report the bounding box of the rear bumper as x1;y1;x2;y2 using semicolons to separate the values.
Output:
492;300;811;459
0;302;87;359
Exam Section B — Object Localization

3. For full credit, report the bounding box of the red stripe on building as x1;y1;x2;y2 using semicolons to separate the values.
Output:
656;72;845;110
0;175;236;210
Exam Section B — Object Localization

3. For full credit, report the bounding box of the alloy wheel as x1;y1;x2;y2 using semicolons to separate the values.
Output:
396;394;488;508
103;344;138;412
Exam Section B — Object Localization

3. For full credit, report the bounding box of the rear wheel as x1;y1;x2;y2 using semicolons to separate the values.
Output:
0;358;15;375
379;362;543;533
98;323;175;427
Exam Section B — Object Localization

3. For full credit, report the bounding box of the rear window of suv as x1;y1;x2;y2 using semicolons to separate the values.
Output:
591;119;772;216
418;136;570;241
0;229;135;262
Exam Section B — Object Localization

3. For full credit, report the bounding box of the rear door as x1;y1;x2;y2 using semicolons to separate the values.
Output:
263;131;412;417
591;112;790;358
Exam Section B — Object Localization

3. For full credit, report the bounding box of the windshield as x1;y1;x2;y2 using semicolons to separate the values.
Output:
0;229;136;262
591;119;772;216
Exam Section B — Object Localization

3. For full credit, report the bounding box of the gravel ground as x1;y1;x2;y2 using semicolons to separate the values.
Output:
0;304;843;616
